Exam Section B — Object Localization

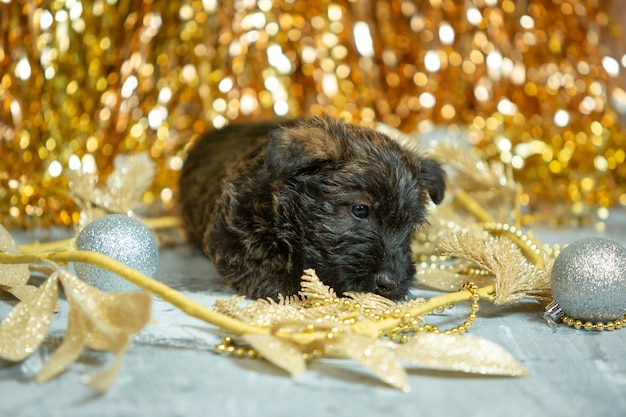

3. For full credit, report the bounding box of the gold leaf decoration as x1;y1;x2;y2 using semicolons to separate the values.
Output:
437;232;552;305
5;285;41;303
36;270;151;384
234;299;311;328
324;334;410;392
100;152;156;215
415;265;495;292
58;270;152;352
344;291;402;311
430;139;518;212
298;268;337;300
36;301;90;383
0;272;59;361
67;151;156;228
242;334;307;376
395;333;529;377
81;352;128;393
0;224;30;294
211;296;247;319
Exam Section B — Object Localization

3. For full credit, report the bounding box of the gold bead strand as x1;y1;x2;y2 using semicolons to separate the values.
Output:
215;336;259;358
561;315;626;332
385;281;481;342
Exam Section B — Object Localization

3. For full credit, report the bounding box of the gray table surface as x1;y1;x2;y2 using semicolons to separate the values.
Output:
2;211;626;417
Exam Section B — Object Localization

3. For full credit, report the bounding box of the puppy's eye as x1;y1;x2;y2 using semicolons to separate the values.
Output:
351;204;370;219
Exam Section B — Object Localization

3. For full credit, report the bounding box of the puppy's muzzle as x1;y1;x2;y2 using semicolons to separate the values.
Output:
374;272;399;297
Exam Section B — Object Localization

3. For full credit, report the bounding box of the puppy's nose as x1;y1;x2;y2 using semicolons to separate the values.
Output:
375;272;398;296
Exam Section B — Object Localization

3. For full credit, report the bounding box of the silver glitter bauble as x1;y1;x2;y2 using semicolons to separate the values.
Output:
74;214;158;292
551;237;626;322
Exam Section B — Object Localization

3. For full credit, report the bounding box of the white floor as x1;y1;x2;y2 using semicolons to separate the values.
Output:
2;211;626;417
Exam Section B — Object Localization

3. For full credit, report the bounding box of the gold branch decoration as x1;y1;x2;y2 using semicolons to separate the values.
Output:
0;228;152;392
67;151;156;229
408;125;558;304
437;232;553;305
0;225;34;301
1;224;528;392
0;140;549;392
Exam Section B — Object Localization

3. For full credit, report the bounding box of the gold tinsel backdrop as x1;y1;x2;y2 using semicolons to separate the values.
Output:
1;0;626;228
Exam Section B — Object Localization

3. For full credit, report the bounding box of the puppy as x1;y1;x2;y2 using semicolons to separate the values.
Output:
178;116;445;300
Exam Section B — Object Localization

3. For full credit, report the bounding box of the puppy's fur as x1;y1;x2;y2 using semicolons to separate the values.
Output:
179;116;445;300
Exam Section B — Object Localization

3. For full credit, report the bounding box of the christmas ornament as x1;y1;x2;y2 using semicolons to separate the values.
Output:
549;237;626;323
74;215;159;292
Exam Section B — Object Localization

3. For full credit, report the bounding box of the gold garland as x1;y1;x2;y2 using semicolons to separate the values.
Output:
0;114;616;391
561;315;626;332
1;0;625;228
1;235;516;393
0;141;540;391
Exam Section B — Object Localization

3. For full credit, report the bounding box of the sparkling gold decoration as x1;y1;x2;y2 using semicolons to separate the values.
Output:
35;270;152;385
0;223;32;298
212;268;427;329
0;225;152;391
437;231;553;305
0;30;623;391
67;151;157;229
400;125;559;305
210;272;524;392
394;332;528;376
386;282;481;341
561;315;626;332
1;228;527;392
0;271;59;362
1;0;625;228
241;334;308;376
324;334;412;392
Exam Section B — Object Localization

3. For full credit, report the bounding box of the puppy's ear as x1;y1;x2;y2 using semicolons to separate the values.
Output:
265;122;343;179
419;158;446;204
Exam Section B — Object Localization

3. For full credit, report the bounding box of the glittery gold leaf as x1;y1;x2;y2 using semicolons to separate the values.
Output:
35;271;151;384
99;152;156;214
212;296;247;319
416;266;495;292
67;152;155;229
324;334;409;392
395;333;528;377
237;300;310;328
242;334;306;376
213;295;305;327
81;351;128;393
66;168;107;229
0;272;59;362
343;292;399;311
36;301;90;383
298;269;337;300
58;271;152;352
6;285;41;303
431;139;517;197
0;225;30;292
437;232;552;304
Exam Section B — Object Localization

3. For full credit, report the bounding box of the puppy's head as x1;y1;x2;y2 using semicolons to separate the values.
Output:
266;116;446;300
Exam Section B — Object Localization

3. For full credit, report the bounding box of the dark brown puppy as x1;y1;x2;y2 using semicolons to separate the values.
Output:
179;116;445;300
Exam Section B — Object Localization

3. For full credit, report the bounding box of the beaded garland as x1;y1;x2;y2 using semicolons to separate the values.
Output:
562;315;626;332
1;0;626;228
215;281;482;362
0;139;622;391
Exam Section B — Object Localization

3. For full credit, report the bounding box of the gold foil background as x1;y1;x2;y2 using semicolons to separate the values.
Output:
1;0;625;228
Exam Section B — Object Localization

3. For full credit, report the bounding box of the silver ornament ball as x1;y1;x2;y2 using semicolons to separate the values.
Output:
551;237;626;322
74;214;159;292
